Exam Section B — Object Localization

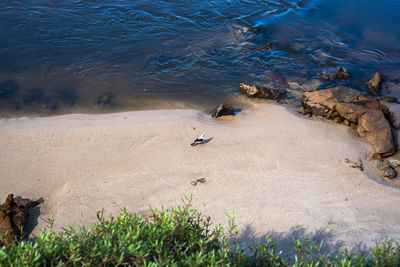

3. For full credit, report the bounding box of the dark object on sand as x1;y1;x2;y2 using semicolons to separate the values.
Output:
212;103;235;118
365;72;384;96
191;178;206;186
345;158;363;171
0;194;42;246
191;133;206;146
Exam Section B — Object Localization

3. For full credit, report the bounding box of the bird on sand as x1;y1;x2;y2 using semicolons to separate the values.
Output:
191;133;206;146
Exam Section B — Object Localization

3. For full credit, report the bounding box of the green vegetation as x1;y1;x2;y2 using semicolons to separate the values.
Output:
1;195;399;266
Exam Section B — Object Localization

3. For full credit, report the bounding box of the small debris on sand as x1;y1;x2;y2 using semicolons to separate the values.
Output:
345;158;364;171
191;178;206;186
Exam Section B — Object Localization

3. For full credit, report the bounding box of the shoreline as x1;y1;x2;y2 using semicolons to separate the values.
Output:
1;102;400;253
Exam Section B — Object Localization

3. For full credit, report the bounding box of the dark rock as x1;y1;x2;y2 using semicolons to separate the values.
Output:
93;92;115;106
366;72;384;95
322;67;349;80
383;166;397;179
0;80;19;98
357;110;395;157
212;103;235;118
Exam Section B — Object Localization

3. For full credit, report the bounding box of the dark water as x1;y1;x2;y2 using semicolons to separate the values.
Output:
1;0;400;116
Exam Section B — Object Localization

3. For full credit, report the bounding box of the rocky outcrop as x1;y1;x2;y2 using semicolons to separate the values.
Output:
357;110;395;157
301;87;396;157
322;67;349;80
366;72;384;95
0;194;41;246
212;103;235;118
239;83;286;100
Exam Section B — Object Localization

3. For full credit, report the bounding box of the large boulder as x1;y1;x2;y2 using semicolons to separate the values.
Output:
336;103;368;123
357;110;395;157
301;86;362;117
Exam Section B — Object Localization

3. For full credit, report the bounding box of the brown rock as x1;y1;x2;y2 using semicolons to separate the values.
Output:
322;67;349;80
0;210;14;246
366;72;384;95
391;112;400;130
239;83;258;97
301;87;361;117
0;194;31;246
357;110;395;157
343;119;350;126
336;103;368;123
239;83;286;100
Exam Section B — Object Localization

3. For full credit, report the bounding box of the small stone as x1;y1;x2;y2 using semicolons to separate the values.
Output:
377;160;389;170
335;67;349;80
366;72;384;95
343;119;350;126
383;166;397;179
322;67;349;80
212;103;235;118
386;154;400;168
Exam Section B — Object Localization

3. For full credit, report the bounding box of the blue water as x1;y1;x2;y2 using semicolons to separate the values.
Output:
0;0;399;115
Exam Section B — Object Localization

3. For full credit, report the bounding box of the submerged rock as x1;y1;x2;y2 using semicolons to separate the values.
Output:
212;103;235;118
366;72;384;95
322;67;349;80
357;110;395;157
93;92;115;106
0;80;19;98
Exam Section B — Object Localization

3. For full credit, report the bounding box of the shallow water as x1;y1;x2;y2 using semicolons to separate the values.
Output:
0;0;399;116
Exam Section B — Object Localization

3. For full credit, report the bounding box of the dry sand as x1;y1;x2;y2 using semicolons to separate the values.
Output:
1;102;400;253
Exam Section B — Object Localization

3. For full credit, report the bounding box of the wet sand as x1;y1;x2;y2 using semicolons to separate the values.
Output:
1;102;400;253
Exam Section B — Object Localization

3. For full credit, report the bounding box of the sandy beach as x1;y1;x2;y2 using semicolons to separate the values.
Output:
1;102;400;253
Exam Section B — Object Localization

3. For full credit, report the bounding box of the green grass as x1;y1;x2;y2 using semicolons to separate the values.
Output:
1;195;399;266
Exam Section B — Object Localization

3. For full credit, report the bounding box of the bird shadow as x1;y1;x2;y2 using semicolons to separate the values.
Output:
201;138;213;144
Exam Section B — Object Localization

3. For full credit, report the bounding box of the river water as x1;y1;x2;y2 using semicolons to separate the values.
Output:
0;0;399;116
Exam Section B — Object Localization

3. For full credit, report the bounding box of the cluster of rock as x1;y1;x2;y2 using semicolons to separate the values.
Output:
301;86;395;157
237;68;400;180
0;194;39;246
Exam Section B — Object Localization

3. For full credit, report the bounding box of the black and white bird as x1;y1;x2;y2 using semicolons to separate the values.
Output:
191;133;206;146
